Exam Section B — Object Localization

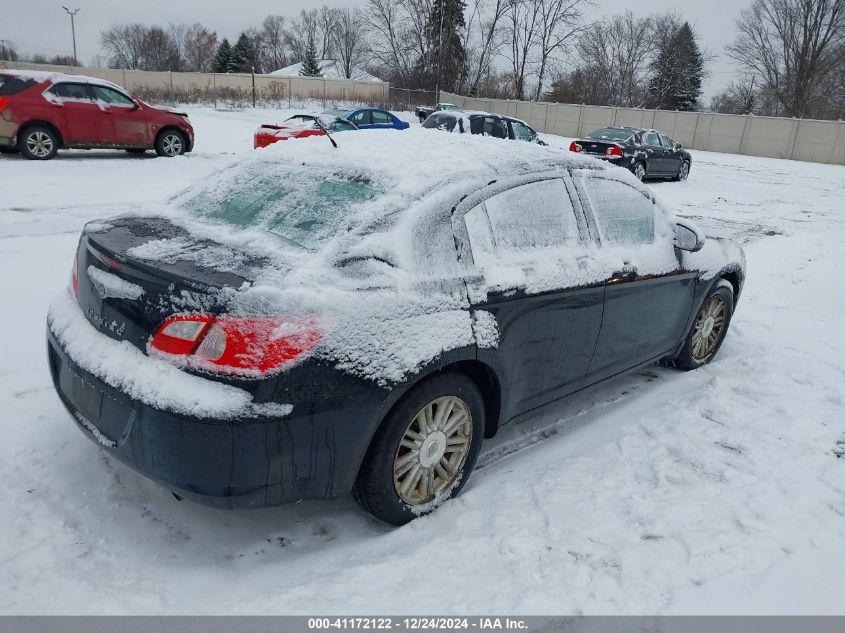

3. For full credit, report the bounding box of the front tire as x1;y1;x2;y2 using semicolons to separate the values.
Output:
673;160;690;181
18;125;59;160
154;129;186;157
354;373;485;525
673;280;734;370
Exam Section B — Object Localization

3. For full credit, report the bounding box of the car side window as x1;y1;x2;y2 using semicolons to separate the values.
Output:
48;83;92;101
581;177;655;245
91;85;134;107
511;121;536;142
371;110;391;124
464;180;579;265
644;131;661;146
484;117;508;139
659;133;675;148
349;111;370;125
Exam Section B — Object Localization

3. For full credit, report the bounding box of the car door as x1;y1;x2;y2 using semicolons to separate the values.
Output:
44;82;108;145
370;110;394;129
659;133;682;174
454;176;605;421
642;130;670;175
348;110;372;129
574;172;697;383
510;120;539;143
90;85;148;148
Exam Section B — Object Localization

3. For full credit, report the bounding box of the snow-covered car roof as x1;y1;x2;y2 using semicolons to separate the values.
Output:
0;68;128;93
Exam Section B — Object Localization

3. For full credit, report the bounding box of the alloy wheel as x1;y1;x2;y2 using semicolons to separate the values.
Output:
26;131;54;158
161;134;183;157
691;294;727;360
679;161;690;180
393;395;473;505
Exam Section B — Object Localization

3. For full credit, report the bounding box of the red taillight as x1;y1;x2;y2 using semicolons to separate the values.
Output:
569;141;582;152
70;247;80;298
0;97;9;113
605;145;623;158
150;314;321;376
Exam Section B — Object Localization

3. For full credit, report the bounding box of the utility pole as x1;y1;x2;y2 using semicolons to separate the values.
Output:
61;6;80;66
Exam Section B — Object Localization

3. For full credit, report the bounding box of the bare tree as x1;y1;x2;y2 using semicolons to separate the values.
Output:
575;12;656;107
318;6;341;60
727;0;845;118
181;23;217;72
532;0;590;100
333;8;368;79
506;0;542;100
100;24;149;69
260;15;290;71
362;0;433;87
462;0;509;95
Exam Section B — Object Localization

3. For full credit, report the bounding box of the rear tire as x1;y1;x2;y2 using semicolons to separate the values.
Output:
18;125;59;160
154;129;186;157
631;161;646;181
354;373;485;525
673;280;734;370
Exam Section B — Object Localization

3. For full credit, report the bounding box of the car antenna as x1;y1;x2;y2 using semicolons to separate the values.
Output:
313;117;338;149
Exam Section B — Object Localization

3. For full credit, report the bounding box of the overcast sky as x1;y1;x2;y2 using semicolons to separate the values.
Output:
2;0;750;100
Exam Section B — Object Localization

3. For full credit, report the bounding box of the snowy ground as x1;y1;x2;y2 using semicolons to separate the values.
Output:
1;106;844;615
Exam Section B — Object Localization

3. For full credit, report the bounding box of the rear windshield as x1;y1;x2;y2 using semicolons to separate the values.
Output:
588;128;633;142
423;112;459;132
0;75;37;96
177;164;380;250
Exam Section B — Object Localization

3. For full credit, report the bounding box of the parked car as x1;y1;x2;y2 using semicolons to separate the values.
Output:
254;114;358;148
322;107;410;130
47;130;745;525
415;101;460;124
422;110;547;145
569;126;692;182
0;70;194;160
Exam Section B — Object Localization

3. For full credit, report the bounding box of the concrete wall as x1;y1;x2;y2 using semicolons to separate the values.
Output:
441;91;845;166
1;60;390;106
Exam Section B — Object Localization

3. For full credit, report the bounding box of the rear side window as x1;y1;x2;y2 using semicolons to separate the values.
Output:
0;75;37;95
483;117;508;139
644;131;661;146
48;83;92;101
581;177;655;245
464;180;579;264
371;110;391;124
348;110;370;125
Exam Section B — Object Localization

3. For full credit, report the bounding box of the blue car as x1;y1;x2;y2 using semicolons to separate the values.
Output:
322;107;410;130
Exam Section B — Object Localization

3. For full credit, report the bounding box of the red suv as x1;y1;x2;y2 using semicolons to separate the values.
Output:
0;70;194;160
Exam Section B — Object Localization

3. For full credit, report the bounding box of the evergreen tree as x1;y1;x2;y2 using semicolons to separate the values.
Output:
211;38;232;73
228;32;256;73
424;0;467;93
299;36;322;77
648;22;704;111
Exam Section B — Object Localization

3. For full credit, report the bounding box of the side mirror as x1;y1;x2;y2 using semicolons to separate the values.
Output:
674;142;683;150
674;221;705;252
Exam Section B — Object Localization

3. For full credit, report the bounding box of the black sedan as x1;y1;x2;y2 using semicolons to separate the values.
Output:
47;130;744;525
570;126;692;181
422;110;547;145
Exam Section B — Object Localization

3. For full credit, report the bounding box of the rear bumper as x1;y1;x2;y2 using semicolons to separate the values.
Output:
47;325;383;509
